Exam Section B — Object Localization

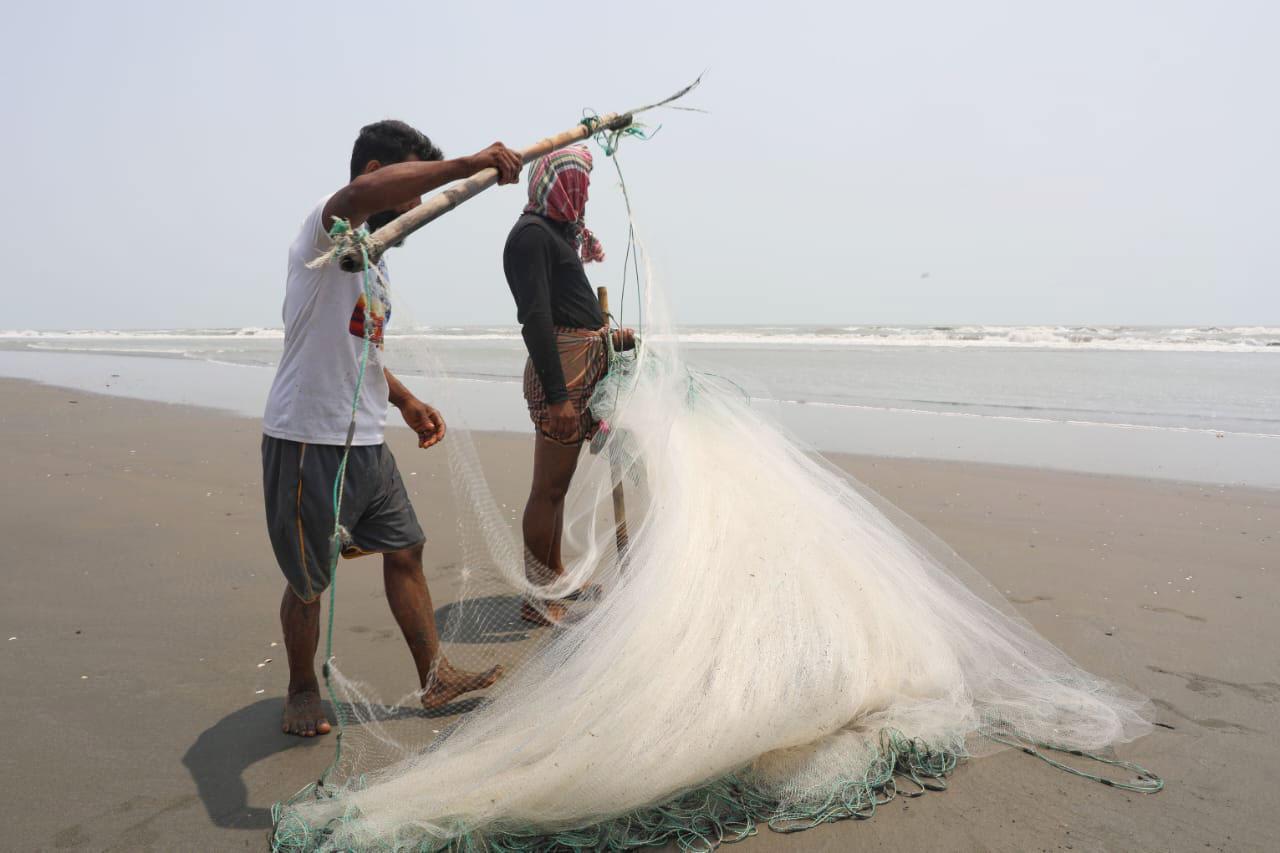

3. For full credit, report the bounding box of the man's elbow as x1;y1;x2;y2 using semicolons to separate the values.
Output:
328;177;381;224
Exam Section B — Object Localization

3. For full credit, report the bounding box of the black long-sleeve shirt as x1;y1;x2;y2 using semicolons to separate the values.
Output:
503;213;604;403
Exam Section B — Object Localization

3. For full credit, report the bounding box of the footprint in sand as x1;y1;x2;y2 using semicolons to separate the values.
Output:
1150;698;1260;735
1140;604;1208;623
1148;666;1280;703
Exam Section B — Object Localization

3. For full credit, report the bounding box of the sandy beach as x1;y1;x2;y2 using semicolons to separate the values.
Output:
2;375;1277;852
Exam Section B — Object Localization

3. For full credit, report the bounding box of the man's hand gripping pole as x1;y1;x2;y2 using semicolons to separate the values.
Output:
336;113;634;273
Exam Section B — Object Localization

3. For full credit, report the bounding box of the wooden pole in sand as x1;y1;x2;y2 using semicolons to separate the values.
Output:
597;286;630;561
337;114;634;273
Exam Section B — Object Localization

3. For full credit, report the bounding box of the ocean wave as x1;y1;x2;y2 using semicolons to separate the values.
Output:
23;342;192;355
673;325;1280;352
3;325;1278;352
389;330;523;342
0;326;286;340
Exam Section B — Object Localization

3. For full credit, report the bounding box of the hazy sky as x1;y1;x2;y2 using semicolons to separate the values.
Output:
4;1;1277;329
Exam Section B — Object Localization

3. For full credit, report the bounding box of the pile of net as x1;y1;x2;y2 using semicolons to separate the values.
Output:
271;226;1153;853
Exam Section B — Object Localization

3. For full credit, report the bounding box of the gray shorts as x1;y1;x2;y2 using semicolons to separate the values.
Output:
262;435;425;602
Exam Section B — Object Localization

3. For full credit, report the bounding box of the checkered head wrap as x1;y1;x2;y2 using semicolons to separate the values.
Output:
523;145;605;263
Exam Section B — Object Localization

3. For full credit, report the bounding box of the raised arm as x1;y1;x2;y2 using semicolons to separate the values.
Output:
323;142;523;231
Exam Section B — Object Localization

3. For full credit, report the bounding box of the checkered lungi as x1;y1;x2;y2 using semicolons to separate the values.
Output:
523;326;609;446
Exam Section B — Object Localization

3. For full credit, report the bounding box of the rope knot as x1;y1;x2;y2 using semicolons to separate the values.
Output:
307;218;380;270
581;110;661;157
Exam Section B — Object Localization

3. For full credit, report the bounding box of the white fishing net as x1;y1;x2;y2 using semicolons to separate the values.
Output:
271;163;1155;852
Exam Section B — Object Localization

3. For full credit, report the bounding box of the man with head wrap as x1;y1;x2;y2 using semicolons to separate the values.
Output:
503;146;635;624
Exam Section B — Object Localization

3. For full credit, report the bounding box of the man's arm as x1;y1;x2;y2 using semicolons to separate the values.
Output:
505;227;584;442
505;229;568;403
323;142;523;231
386;369;446;449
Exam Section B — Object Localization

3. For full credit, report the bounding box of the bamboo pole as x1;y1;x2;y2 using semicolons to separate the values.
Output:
337;113;633;273
334;73;704;272
597;286;630;561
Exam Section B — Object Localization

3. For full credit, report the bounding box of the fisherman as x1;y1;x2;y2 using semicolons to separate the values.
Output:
503;146;635;624
262;120;522;736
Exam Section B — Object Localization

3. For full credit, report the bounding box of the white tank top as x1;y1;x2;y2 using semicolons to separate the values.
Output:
262;195;391;446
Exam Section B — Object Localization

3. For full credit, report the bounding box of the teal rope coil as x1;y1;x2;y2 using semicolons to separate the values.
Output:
580;110;661;157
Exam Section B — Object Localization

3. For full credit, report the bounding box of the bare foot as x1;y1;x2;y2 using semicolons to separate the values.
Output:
421;662;504;711
520;599;572;626
282;689;332;737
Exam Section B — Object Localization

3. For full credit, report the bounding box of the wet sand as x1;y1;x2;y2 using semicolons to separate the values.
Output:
1;377;1276;851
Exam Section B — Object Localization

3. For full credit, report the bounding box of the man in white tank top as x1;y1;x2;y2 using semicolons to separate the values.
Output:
262;120;522;736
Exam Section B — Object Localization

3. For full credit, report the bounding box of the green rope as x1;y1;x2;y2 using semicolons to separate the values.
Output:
270;219;380;848
982;729;1164;794
580;110;661;157
320;219;379;778
581;109;648;441
607;147;643;344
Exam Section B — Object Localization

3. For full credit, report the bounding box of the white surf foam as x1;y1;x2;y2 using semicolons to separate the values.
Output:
5;324;1278;352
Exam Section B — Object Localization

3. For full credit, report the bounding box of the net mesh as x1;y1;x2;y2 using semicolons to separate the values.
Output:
270;147;1157;852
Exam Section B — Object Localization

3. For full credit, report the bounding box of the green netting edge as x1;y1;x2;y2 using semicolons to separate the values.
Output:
270;723;1162;852
269;728;962;852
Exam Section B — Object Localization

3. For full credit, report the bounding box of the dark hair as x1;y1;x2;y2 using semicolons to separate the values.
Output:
349;120;443;180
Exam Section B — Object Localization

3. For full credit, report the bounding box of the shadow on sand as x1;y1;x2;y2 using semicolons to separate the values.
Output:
434;594;534;644
184;594;521;831
182;694;483;831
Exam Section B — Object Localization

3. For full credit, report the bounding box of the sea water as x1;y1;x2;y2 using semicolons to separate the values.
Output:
3;325;1278;487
